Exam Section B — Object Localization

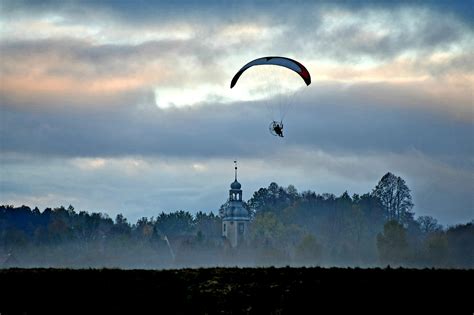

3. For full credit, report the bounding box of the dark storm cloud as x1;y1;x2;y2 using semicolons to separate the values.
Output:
331;0;473;27
3;0;472;24
0;0;266;27
266;3;472;65
2;0;471;63
307;12;464;62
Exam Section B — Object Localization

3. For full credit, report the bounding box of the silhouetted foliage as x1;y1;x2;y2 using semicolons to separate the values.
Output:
377;220;410;266
372;172;414;225
0;172;472;268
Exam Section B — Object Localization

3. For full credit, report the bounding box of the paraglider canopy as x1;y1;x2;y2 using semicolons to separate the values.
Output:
230;56;311;138
230;56;311;89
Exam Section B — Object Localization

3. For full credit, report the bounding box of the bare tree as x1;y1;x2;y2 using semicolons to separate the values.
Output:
417;216;443;234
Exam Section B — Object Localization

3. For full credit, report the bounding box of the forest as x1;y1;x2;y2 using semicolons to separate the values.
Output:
1;172;472;269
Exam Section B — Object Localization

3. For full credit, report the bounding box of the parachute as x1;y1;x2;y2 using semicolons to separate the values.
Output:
230;56;311;89
230;56;311;137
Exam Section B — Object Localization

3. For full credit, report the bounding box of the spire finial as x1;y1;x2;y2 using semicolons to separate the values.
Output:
234;160;237;181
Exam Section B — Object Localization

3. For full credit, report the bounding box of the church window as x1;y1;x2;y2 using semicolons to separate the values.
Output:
238;223;244;234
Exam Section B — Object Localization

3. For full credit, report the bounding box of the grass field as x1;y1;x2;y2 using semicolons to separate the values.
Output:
0;267;472;314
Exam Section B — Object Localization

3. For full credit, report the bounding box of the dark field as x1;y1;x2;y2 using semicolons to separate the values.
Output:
0;267;472;314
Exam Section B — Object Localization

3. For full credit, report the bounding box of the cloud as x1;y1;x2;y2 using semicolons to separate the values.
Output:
303;6;468;62
0;37;229;107
1;2;472;112
2;79;472;159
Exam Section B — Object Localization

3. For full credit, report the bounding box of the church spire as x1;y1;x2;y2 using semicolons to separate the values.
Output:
230;161;241;190
234;160;238;181
223;160;249;248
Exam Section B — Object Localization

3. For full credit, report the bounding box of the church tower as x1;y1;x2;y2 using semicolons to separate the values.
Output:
222;161;250;248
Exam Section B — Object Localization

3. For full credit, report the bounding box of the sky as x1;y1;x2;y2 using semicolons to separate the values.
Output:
0;0;473;225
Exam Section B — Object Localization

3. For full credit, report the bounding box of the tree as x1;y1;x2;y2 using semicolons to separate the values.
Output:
372;172;414;225
112;213;132;236
295;234;322;265
377;220;410;266
247;187;272;214
135;217;154;240
417;216;443;234
286;185;299;203
247;182;294;216
249;212;286;247
154;211;194;237
424;232;448;267
194;211;221;238
446;223;474;268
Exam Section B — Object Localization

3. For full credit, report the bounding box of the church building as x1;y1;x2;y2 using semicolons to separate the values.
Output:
221;161;250;248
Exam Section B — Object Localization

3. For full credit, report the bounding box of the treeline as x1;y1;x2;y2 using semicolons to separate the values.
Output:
0;206;222;268
245;174;473;268
0;172;472;268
